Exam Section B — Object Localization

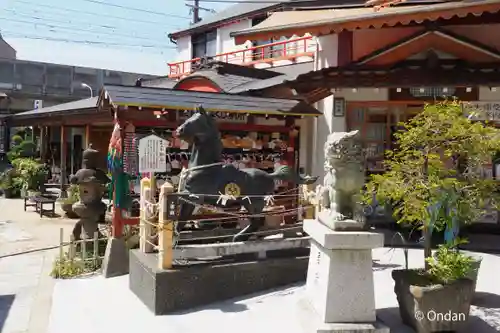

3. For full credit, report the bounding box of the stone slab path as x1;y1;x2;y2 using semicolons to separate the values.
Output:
0;198;74;333
47;248;500;333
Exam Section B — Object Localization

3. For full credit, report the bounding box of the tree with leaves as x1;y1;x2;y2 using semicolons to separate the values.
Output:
364;100;500;269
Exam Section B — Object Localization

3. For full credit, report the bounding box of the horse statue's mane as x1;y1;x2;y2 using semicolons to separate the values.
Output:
196;105;217;128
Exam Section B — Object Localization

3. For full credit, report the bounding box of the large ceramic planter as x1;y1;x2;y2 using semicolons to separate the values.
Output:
3;188;19;198
57;200;78;218
460;251;482;292
392;269;474;333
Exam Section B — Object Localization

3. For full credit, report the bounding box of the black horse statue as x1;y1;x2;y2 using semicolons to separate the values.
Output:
174;105;318;242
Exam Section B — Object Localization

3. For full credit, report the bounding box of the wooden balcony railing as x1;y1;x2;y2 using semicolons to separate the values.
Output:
168;36;316;78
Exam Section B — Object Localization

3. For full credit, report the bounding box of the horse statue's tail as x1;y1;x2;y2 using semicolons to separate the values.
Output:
270;165;318;185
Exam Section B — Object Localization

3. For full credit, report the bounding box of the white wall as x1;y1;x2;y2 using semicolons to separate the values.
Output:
173;35;192;73
316;34;338;70
312;34;339;182
310;35;391;181
217;20;253;56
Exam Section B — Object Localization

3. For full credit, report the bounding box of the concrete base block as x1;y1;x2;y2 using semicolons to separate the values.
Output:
102;237;129;278
298;298;390;333
303;220;385;323
129;249;309;315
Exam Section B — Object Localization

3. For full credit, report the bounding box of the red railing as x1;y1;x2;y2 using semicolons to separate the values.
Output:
168;36;316;78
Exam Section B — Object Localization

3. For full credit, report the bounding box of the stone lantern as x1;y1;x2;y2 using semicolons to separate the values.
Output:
69;145;110;241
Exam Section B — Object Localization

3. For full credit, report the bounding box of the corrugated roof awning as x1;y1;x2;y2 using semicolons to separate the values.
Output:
99;85;321;117
12;97;98;119
232;0;500;44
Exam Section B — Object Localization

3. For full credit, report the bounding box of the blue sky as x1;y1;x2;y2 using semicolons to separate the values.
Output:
0;0;229;75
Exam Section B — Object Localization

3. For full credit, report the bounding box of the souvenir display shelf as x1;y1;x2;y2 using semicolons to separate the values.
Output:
132;124;301;223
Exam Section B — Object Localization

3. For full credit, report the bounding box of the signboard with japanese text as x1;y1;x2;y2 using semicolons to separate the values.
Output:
178;110;248;124
138;134;168;173
333;97;345;117
463;101;500;121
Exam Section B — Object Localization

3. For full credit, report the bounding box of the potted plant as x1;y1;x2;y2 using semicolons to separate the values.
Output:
364;101;500;332
0;167;23;198
11;158;48;197
57;184;80;218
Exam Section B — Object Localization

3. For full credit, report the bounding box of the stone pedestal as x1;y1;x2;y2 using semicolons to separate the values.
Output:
301;219;389;333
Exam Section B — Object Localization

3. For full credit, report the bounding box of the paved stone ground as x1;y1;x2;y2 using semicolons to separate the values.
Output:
47;248;500;333
0;198;75;333
2;195;500;333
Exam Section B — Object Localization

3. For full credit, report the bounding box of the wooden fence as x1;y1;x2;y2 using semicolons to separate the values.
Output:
139;177;175;270
138;177;313;270
56;227;107;276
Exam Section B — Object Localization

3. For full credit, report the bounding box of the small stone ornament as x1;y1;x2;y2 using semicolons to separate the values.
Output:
317;130;366;231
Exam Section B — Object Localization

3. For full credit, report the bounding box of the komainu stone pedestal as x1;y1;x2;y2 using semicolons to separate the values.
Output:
301;219;389;333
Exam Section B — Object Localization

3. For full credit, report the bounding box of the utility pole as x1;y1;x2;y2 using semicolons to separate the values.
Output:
193;0;201;24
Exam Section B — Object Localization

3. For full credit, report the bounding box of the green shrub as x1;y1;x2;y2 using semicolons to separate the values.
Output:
50;252;102;279
425;238;474;284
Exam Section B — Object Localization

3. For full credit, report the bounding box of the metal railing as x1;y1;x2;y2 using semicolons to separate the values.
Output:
168;36;316;78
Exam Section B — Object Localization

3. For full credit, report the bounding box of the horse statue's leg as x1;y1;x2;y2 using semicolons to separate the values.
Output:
176;199;196;233
233;199;266;242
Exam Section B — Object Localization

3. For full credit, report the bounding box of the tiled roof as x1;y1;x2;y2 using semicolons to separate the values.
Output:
101;84;321;116
229;62;314;93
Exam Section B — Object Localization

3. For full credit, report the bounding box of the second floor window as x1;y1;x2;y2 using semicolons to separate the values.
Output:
251;16;287;60
192;30;217;59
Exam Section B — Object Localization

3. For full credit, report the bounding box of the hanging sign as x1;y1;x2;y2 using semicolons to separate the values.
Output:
138;134;168;173
178;110;248;123
463;101;500;121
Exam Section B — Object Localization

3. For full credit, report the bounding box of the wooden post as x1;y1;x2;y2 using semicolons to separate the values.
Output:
158;182;175;270
93;231;99;266
39;126;45;161
60;126;66;191
84;124;91;148
59;228;64;260
111;189;123;238
82;232;87;262
139;177;155;253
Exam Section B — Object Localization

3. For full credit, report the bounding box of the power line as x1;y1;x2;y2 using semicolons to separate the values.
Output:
0;16;169;44
12;0;181;26
2;31;174;50
1;9;173;39
78;0;192;19
185;0;282;3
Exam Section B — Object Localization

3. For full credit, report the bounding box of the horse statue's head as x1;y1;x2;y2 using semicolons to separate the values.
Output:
175;105;216;142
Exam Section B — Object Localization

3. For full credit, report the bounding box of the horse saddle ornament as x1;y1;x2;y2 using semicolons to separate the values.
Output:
224;182;241;197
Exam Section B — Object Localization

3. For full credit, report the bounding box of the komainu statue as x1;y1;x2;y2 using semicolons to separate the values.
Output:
318;130;366;229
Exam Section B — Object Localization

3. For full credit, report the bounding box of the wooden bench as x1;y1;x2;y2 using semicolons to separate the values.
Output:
24;195;56;217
